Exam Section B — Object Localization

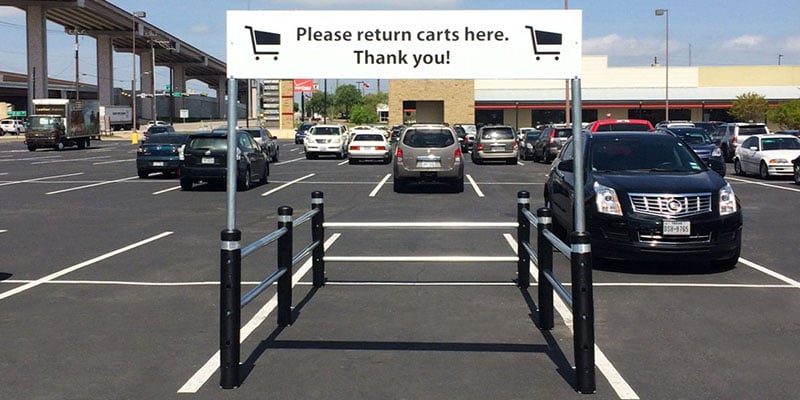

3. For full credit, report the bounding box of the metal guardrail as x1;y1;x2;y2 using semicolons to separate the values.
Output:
219;191;325;389
516;190;596;394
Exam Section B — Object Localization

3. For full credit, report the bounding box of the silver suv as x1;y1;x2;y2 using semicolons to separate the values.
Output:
471;125;519;164
393;124;464;193
714;122;770;162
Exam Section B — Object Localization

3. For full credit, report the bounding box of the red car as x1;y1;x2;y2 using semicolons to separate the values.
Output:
587;119;654;132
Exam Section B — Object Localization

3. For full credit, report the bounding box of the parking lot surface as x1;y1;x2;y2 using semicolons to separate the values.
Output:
1;138;799;399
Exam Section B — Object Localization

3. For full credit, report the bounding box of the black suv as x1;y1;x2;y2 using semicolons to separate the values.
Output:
544;131;742;267
180;131;269;191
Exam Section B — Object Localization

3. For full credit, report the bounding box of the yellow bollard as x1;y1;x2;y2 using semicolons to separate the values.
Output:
131;131;138;145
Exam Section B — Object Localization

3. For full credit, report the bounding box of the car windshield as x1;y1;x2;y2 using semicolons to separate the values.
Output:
241;129;262;139
669;128;713;144
481;128;515;140
188;137;227;151
311;127;339;135
591;137;703;173
146;134;187;144
761;137;800;150
403;129;455;148
353;134;384;141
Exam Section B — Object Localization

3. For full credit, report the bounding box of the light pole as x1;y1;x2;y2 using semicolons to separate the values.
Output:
151;38;156;121
778;54;783;65
655;8;669;121
131;11;146;131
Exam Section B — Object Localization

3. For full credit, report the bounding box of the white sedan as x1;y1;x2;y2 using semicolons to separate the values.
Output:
733;134;800;179
347;132;392;164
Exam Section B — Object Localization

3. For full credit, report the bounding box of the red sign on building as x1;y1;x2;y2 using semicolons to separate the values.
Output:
293;79;314;92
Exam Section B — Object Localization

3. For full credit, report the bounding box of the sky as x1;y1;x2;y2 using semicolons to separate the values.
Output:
0;0;798;96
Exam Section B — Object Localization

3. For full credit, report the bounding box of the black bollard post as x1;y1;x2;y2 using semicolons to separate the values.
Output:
219;229;241;389
277;206;294;327
516;191;530;288
537;208;554;330
311;191;325;288
570;231;596;394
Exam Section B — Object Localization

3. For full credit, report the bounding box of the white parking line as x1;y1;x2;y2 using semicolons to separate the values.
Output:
153;186;181;195
93;159;135;165
739;257;800;288
369;174;391;197
0;172;84;187
503;234;640;400
272;157;304;166
0;231;173;301
177;233;341;393
338;160;349;166
0;229;6;234
32;155;111;165
261;173;315;197
0;155;61;163
466;174;485;197
726;176;800;193
46;176;139;195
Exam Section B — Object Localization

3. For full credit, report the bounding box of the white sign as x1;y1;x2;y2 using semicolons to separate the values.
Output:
180;109;189;118
226;10;581;80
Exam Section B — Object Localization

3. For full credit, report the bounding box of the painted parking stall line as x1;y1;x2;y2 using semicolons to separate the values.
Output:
261;173;314;197
466;174;485;197
368;174;391;197
31;155;111;165
726;176;800;193
46;175;139;195
0;231;173;301
0;172;84;187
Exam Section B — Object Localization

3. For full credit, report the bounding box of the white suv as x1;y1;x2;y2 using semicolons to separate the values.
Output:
0;119;25;136
304;124;348;159
715;122;770;162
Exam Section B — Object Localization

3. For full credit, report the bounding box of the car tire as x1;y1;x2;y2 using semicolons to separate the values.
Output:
137;169;148;179
348;158;356;165
305;153;313;160
55;141;64;151
180;178;193;191
733;159;744;176
393;177;405;193
272;150;279;163
238;167;251;191
507;157;517;165
260;163;269;184
759;162;770;180
454;176;465;193
794;164;800;185
27;145;36;152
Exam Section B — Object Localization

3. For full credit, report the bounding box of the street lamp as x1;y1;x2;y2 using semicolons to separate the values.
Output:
131;11;146;131
778;54;783;65
655;8;669;121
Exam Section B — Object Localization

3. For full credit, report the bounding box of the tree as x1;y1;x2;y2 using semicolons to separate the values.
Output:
349;104;379;124
768;99;800;130
334;84;362;118
361;92;388;113
728;92;769;123
307;90;330;119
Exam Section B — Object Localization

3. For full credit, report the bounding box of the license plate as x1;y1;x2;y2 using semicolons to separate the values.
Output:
663;220;690;236
201;157;215;164
417;161;439;168
152;161;164;167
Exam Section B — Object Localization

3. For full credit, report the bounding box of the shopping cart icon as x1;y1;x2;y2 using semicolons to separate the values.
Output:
245;26;280;61
525;26;562;61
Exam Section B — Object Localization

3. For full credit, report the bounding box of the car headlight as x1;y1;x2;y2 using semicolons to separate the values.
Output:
712;147;722;157
769;158;789;164
526;143;533;149
719;183;737;215
594;182;622;216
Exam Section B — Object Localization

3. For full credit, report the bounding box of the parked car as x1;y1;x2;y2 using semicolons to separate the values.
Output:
179;131;269;191
793;155;800;185
238;127;279;162
453;123;477;151
714;122;770;162
733;134;800;179
531;125;572;163
294;122;315;144
136;133;189;178
389;125;406;144
0;118;25;135
587;119;654;132
303;124;348;159
659;126;726;176
544;131;742;267
143;120;168;131
691;121;724;137
393;124;464;192
518;128;543;160
348;132;392;164
471;125;518;164
655;120;694;129
143;124;175;141
774;130;800;138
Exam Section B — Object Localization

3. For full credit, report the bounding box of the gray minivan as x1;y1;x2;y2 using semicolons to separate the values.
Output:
393;124;464;193
471;125;519;164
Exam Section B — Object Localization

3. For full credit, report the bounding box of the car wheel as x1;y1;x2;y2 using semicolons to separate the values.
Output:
733;159;744;176
55;141;65;151
238;167;251;191
794;164;800;185
759;162;770;180
272;150;279;163
27;145;36;152
260;163;268;184
507;157;517;165
137;169;148;179
393;177;405;193
722;145;732;162
305;153;313;160
348;158;356;165
180;178;193;191
454;176;465;193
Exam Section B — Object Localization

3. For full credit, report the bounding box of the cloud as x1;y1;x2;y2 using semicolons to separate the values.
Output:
721;35;764;49
783;36;800;52
583;34;658;57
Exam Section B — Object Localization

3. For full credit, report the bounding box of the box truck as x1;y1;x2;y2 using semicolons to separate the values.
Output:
100;105;132;131
25;99;99;151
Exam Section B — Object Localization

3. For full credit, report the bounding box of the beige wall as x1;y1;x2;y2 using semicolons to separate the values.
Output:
699;66;800;87
280;79;294;130
388;79;474;126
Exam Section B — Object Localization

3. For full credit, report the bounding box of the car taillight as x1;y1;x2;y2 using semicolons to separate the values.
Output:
396;147;403;160
477;143;484;151
549;132;555;144
376;145;386;151
350;145;360;151
454;147;462;162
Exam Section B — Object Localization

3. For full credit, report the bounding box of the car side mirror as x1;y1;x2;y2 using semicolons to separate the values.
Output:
558;159;574;172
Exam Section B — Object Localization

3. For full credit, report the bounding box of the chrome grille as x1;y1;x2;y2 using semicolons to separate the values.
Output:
638;232;712;244
628;192;712;218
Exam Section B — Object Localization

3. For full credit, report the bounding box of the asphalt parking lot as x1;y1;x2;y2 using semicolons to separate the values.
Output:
1;137;799;400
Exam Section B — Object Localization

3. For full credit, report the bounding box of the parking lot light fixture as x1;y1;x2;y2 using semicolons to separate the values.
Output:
131;11;146;132
655;8;669;121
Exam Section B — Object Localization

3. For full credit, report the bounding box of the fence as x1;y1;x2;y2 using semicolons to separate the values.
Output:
218;190;595;394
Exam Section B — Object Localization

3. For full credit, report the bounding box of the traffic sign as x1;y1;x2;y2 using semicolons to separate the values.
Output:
7;111;26;117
